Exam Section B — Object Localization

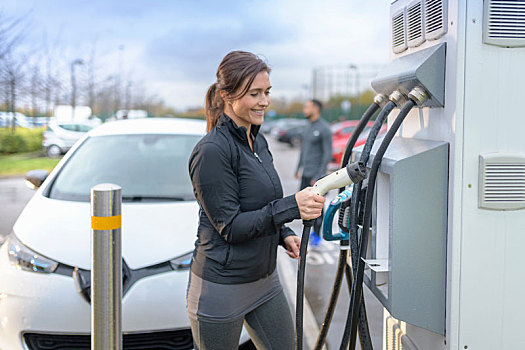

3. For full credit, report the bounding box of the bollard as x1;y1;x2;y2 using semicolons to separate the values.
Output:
90;183;122;350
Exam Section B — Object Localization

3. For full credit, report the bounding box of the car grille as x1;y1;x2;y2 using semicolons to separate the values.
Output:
23;329;193;350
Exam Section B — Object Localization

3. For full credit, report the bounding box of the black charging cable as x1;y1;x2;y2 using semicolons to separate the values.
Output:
344;88;427;349
314;96;385;350
296;219;313;350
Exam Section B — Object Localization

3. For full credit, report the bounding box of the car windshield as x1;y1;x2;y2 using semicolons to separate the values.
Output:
341;126;356;134
331;123;348;132
48;134;201;202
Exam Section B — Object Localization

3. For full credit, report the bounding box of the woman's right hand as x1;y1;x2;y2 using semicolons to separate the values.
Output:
295;187;325;220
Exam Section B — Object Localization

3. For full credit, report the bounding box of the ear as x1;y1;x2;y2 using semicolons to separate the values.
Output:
219;90;229;102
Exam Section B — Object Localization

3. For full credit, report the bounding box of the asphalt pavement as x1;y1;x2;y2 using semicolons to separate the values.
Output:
0;136;384;350
0;176;35;240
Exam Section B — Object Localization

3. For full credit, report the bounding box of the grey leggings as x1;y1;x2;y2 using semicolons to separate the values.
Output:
189;290;295;350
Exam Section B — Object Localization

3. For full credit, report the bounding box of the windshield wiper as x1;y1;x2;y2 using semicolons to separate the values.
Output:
122;196;188;202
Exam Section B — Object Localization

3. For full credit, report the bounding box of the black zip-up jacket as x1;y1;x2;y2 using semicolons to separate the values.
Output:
188;114;300;284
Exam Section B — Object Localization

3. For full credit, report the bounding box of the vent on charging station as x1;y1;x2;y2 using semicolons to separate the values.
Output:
479;153;525;210
425;0;448;40
392;0;447;53
392;8;407;53
483;0;525;47
407;1;425;47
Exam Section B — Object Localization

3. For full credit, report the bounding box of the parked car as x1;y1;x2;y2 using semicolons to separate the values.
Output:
0;118;253;350
276;123;308;147
269;118;307;138
23;116;49;128
260;119;279;134
43;121;94;158
0;112;34;129
329;120;388;168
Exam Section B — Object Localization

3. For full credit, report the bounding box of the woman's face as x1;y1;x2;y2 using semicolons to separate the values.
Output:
227;71;271;129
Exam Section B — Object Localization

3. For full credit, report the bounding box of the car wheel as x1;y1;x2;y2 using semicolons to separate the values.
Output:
290;137;301;148
46;145;62;158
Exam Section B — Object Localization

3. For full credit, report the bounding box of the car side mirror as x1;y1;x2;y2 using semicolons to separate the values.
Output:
25;169;49;190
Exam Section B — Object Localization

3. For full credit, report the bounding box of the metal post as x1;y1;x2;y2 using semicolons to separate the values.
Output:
71;59;84;121
91;183;122;350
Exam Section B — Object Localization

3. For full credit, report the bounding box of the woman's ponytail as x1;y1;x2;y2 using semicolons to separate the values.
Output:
205;82;223;132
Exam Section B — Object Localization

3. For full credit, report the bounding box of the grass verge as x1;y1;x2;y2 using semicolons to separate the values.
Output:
0;151;61;176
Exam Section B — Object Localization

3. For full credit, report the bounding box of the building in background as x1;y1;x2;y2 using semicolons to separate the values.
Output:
311;63;385;102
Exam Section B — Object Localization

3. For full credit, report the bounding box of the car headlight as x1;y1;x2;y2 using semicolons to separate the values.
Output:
169;251;193;270
7;235;58;273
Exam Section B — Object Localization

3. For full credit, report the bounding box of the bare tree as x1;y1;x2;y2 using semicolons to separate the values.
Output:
41;33;58;117
87;46;96;113
0;12;174;125
0;13;27;60
38;31;71;117
28;62;43;117
0;12;31;131
0;52;28;132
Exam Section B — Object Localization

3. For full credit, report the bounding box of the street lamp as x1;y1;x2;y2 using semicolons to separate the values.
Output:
301;84;310;102
114;45;125;114
312;68;319;100
71;59;84;121
348;64;360;99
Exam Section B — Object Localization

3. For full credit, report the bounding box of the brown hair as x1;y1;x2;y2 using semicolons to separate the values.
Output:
205;51;270;132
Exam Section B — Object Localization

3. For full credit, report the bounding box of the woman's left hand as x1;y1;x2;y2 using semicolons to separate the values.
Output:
284;235;301;259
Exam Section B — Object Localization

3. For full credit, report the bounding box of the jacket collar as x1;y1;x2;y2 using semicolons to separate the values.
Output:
309;116;322;125
217;113;261;143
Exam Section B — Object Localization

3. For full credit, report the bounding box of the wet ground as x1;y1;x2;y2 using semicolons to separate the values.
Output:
0;137;384;349
0;176;35;240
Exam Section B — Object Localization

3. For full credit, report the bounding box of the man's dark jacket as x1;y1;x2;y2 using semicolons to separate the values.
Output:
188;114;300;284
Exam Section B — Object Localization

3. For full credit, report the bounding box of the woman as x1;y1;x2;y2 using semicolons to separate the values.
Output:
187;50;324;350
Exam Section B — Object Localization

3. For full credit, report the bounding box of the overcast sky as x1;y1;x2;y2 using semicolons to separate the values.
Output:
2;0;390;110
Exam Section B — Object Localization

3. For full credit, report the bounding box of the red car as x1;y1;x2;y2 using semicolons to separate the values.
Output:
329;120;388;168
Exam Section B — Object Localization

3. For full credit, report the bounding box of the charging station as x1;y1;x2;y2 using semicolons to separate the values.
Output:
355;137;448;336
347;1;525;349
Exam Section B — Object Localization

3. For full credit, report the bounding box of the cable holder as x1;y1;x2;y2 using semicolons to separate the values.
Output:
373;93;388;107
408;86;429;106
389;90;408;107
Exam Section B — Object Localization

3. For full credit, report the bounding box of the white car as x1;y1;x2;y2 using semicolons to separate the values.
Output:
43;121;94;158
0;118;252;350
0;112;34;129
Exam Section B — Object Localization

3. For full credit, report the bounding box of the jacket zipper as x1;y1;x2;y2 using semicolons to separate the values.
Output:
249;144;277;276
252;149;277;276
252;149;278;200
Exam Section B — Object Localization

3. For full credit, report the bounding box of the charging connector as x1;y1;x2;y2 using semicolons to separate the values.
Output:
311;161;367;196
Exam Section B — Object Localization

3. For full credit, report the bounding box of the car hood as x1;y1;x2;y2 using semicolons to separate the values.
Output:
333;135;372;149
13;194;199;270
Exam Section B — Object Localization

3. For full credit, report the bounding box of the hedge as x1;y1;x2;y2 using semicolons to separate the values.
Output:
0;128;44;154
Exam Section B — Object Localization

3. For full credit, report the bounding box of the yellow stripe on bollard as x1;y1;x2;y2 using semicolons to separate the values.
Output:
91;215;122;230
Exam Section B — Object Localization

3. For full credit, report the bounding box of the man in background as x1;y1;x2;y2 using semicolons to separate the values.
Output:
295;99;333;247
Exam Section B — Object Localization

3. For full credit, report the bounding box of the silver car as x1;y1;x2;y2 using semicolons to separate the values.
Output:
43;121;93;157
